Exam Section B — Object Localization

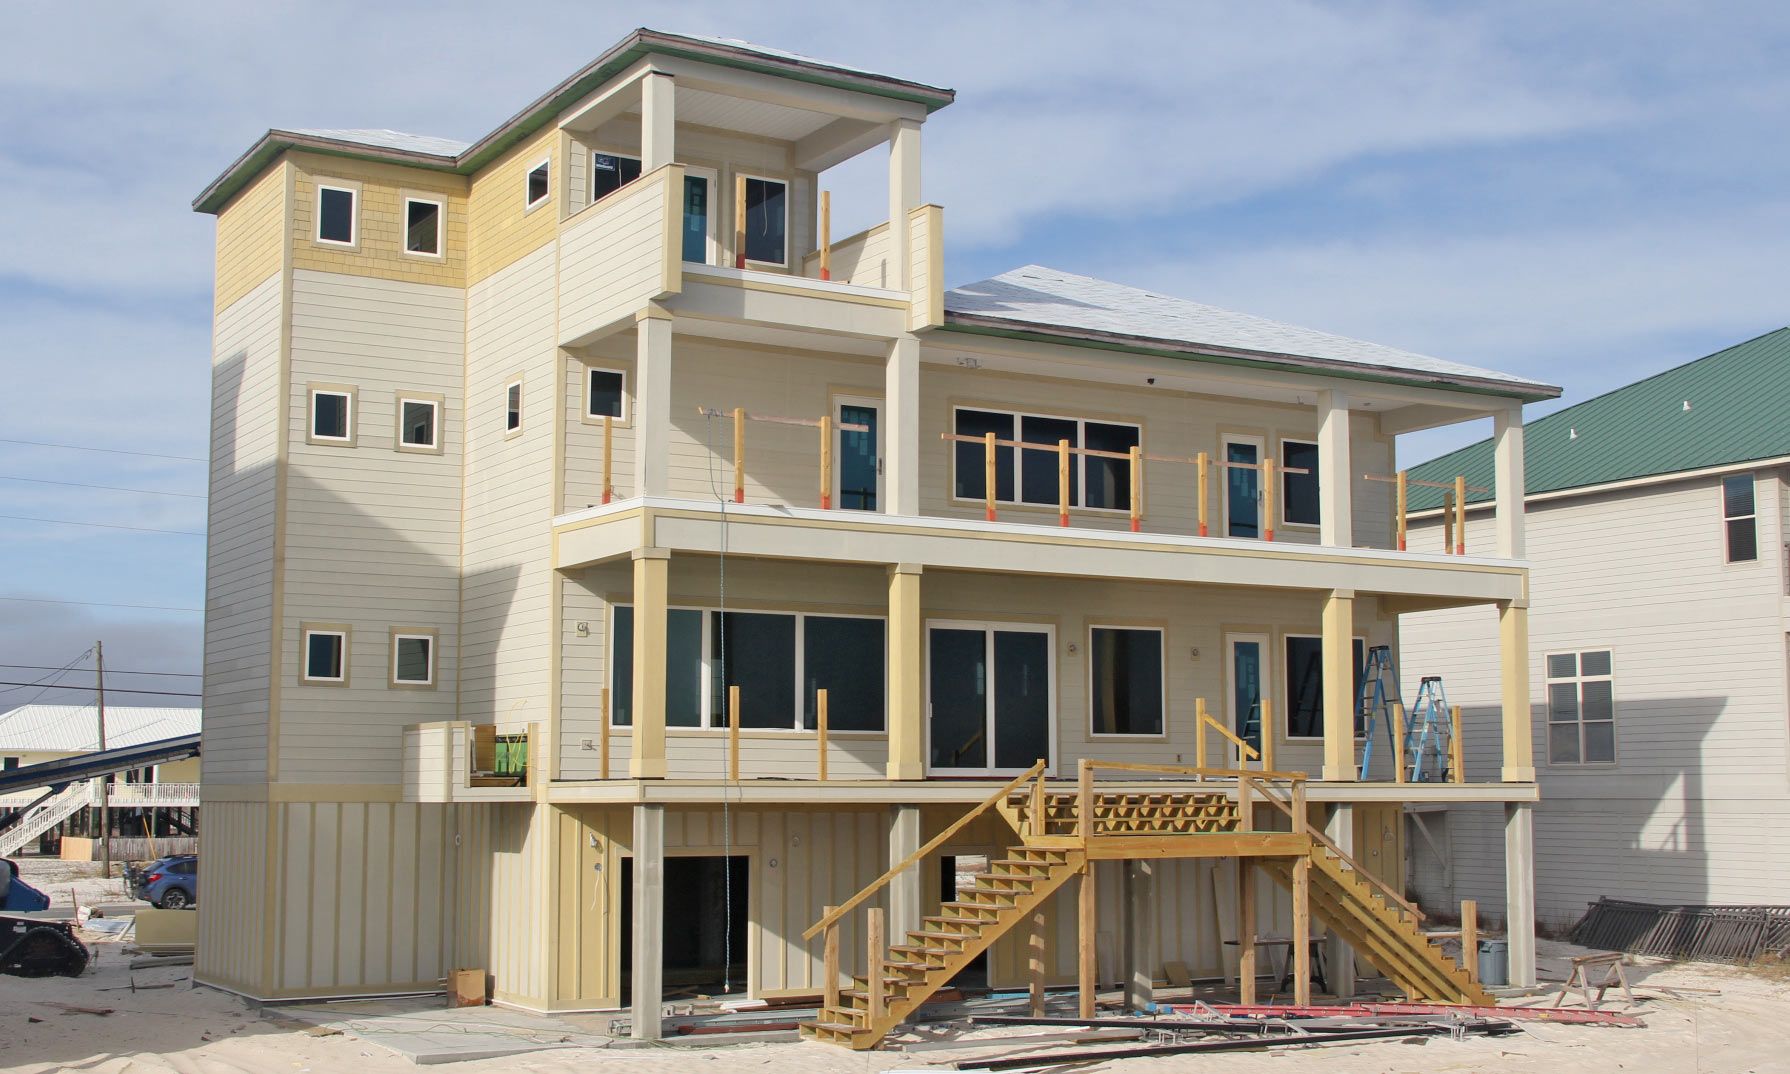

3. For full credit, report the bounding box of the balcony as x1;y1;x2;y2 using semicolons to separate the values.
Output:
401;720;537;803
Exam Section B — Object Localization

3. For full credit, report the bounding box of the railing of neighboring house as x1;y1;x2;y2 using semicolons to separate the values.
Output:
106;783;201;807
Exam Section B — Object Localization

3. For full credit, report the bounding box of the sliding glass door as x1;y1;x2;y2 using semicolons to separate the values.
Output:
927;621;1054;775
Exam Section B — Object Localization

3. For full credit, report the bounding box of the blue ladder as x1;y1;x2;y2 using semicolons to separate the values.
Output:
1405;676;1454;783
1355;645;1404;780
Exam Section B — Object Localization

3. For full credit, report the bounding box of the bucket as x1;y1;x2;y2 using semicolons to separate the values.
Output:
1476;938;1509;987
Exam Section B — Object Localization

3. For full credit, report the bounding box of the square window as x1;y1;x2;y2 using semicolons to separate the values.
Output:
1546;653;1577;679
317;185;356;245
404;198;442;255
526;160;550;209
1089;627;1163;736
1282;439;1320;527
505;381;522;434
392;634;434;685
310;389;353;443
303;630;345;682
592;153;642;201
399;397;439;449
742;176;787;265
586;368;625;421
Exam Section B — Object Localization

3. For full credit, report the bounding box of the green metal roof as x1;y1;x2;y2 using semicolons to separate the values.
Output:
1407;327;1790;511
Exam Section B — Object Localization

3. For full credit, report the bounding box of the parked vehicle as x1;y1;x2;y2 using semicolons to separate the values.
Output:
140;855;197;909
126;855;187;901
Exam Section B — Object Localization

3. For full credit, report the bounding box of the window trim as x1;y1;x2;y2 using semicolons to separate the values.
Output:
606;602;889;735
389;628;439;689
300;624;350;686
306;384;357;447
1086;623;1167;740
737;171;791;269
1281;631;1368;742
524;157;552;212
1544;647;1618;767
1279;437;1321;530
948;404;1143;515
400;194;445;259
395;392;444;454
313;180;360;248
1722;472;1758;565
504;376;524;438
581;365;629;425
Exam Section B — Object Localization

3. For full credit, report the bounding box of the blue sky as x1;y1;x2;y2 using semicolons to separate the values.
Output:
2;2;1787;702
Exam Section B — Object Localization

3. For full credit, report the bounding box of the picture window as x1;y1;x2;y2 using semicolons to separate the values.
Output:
585;368;625;421
399;397;439;450
1283;635;1368;739
1282;439;1320;527
1089;626;1164;736
592;153;642;202
952;407;1140;511
742;176;788;265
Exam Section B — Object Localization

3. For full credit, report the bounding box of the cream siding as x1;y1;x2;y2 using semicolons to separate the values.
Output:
557;165;678;344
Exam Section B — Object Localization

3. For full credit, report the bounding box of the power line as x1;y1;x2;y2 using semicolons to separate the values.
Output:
0;646;94;707
0;474;206;499
0;679;200;698
0;438;205;464
0;595;203;614
0;663;199;678
0;514;204;537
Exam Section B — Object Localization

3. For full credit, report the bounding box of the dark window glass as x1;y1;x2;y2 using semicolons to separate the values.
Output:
611;606;633;725
610;607;703;726
1283;636;1365;737
1226;440;1260;538
1084;422;1139;510
1547;682;1579;723
1579;650;1611;677
837;403;878;511
305;632;343;680
1282;440;1320;526
1583;721;1616;763
506;383;521;432
1090;628;1162;735
587;370;624;419
527;162;549;207
405;199;440;254
803;616;885;731
1231;640;1265;751
1723;474;1756;562
928;629;986;769
400;400;436;447
743;177;787;264
1726;519;1757;562
712;612;796;728
682;174;709;263
1019;415;1078;506
954;409;1014;502
1546;653;1577;678
395;636;432;682
318;186;354;243
992;630;1051;770
592;153;642;201
1549;723;1580;764
312;392;349;439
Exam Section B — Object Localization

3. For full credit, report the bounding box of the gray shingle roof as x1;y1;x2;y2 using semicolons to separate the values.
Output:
287;129;470;157
0;706;200;753
944;265;1558;400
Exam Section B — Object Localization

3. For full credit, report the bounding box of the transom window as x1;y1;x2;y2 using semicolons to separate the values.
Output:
316;184;356;245
302;629;346;683
741;176;787;266
952;407;1141;511
398;397;439;450
585;368;626;421
403;197;442;256
1088;626;1164;736
592;153;642;202
525;159;550;210
1723;474;1756;563
309;388;353;443
610;605;885;732
392;633;435;686
1284;635;1367;739
1547;650;1614;764
1281;439;1320;527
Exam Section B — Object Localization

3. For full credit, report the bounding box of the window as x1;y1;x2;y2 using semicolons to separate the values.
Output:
1723;474;1757;563
585;368;626;421
1547;650;1615;764
592;152;642;201
302;628;347;683
308;387;354;444
742;175;787;265
397;396;440;451
610;604;886;731
316;184;357;245
1282;439;1320;527
1089;626;1164;736
505;380;523;435
952;407;1141;511
403;197;442;256
391;631;436;687
1283;635;1367;739
525;159;550;210
1224;436;1262;538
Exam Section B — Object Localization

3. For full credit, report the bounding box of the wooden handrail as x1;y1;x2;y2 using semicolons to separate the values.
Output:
1195;698;1260;767
802;759;1047;940
1250;777;1425;922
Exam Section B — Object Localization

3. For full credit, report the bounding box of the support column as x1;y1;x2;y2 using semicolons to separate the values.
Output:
1122;860;1155;1011
629;803;665;1040
1321;589;1356;782
886;118;923;290
629;548;670;779
888;805;923;939
634;306;673;498
1324;804;1356;997
886;564;925;780
1499;601;1535;782
639;71;676;172
1504;802;1536;987
1493;402;1526;560
884;335;921;516
1078;864;1097;1018
1317;390;1353;548
1236;860;1257;1004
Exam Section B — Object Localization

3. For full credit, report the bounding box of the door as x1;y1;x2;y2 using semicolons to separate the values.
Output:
681;167;718;265
927;621;1055;775
1223;435;1264;539
834;396;882;511
1226;633;1270;756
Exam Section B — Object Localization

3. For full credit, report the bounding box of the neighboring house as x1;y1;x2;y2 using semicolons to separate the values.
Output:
0;705;202;850
1399;329;1790;928
191;28;1558;1030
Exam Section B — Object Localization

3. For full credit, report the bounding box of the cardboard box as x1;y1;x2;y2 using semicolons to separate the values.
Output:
449;968;486;1008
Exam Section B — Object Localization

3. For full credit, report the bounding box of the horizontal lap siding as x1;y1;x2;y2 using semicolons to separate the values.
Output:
557;169;670;342
214;162;287;312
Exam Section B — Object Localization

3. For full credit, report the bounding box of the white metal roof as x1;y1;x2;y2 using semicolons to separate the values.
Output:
287;128;470;157
0;706;200;753
944;265;1558;397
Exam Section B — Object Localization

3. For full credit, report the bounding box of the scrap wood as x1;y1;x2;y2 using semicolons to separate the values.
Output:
39;1002;114;1016
902;1028;1143;1053
951;1025;1452;1070
1169;1001;1645;1027
676;1020;801;1035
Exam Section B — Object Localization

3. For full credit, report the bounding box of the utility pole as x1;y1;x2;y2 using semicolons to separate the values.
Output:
96;640;109;880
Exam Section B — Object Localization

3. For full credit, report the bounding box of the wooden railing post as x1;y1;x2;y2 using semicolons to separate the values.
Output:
818;190;832;281
1057;438;1071;527
1237;772;1254;832
820;415;833;509
600;686;611;780
728;684;742;782
866;906;885;1019
1260;697;1276;773
1454;475;1468;555
1395;469;1408;551
1029;768;1045;839
816;688;829;781
1392;702;1407;784
1128;445;1143;532
984;431;998;522
1196;451;1210;536
1078;759;1093;844
1461;899;1479;981
602;414;614;505
1443;489;1456;553
1262;457;1277;542
1194;698;1209;770
1450;705;1465;784
734;173;747;269
732;407;745;504
822;908;840;1009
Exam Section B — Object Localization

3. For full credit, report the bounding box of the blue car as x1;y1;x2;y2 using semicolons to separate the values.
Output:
140;855;197;909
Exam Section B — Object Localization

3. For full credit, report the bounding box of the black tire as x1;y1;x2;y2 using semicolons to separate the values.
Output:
158;887;191;910
1;926;89;977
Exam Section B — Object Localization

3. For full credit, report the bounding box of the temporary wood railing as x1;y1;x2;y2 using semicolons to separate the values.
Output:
1251;777;1426;923
816;688;829;781
1366;471;1486;553
733;174;747;269
1193;697;1265;770
1425;897;1481;982
698;406;867;509
818;190;831;281
600;414;615;504
1449;704;1465;784
939;434;1305;536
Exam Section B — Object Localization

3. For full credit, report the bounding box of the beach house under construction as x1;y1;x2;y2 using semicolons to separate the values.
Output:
191;29;1559;1044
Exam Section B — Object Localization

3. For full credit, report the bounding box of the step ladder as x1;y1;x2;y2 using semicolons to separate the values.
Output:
1404;676;1454;783
1355;645;1404;780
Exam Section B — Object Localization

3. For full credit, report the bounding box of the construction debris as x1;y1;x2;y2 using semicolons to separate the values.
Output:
1163;1000;1646;1027
1569;898;1790;964
950;1024;1499;1070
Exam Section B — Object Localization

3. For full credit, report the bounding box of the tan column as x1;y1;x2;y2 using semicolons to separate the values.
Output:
640;71;676;172
888;805;923;938
629;548;670;779
1499;600;1535;782
885;336;921;516
629;802;665;1039
1323;804;1357;996
1317;390;1353;547
634;307;673;497
1505;802;1537;986
1493;402;1526;559
886;563;925;780
1321;589;1356;782
887;118;923;290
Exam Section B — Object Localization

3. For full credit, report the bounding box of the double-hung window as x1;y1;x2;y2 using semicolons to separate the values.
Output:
1547;650;1614;764
1283;635;1367;739
505;380;523;435
1723;474;1757;563
952;407;1141;511
1088;626;1164;736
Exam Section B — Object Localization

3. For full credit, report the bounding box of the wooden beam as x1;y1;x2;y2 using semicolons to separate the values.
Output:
866;906;885;1019
822;908;840;1010
1196;451;1210;536
818;190;831;280
734;173;747;269
1450;705;1466;784
1461;898;1479;982
1029;907;1047;1016
1454;475;1468;554
984;431;998;522
1392;702;1407;785
1128;445;1143;533
1078;863;1096;1019
1238;860;1257;1005
732;407;745;503
599;686;610;780
602;415;614;505
820;415;833;509
1262;457;1277;542
1057;439;1071;527
1293;855;1312;1005
816;687;829;781
1260;698;1276;773
1395;470;1407;551
1083;832;1311;859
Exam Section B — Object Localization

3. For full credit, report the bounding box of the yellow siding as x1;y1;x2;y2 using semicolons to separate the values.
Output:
213;160;288;312
288;153;468;288
468;129;560;286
